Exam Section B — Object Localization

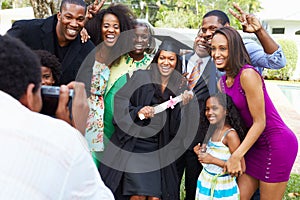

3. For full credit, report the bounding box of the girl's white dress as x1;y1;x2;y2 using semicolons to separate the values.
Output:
195;128;240;200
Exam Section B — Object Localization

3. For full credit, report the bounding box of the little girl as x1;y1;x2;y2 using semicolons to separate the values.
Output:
194;93;247;200
34;50;61;86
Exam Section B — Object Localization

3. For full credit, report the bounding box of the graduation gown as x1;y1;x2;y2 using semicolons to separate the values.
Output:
99;68;199;200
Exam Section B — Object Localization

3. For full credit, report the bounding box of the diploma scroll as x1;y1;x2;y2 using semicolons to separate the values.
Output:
138;91;193;120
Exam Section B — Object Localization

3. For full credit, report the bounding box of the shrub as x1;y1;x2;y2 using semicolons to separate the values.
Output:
264;39;298;80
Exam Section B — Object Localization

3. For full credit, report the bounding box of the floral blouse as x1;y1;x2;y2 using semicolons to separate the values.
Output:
85;60;110;152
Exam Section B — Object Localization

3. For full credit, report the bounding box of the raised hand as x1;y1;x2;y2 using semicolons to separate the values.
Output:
229;2;262;33
80;27;90;43
86;0;106;19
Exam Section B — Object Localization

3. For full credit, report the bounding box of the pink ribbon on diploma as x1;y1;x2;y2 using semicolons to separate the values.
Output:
167;96;177;109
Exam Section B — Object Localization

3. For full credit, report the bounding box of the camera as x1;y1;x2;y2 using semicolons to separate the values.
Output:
40;85;74;117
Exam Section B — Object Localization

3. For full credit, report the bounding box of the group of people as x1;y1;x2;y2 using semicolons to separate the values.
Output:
1;0;298;199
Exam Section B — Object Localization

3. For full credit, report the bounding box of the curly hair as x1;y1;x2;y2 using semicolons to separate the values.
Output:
34;50;62;85
0;35;41;100
199;93;247;141
84;3;136;66
85;3;136;46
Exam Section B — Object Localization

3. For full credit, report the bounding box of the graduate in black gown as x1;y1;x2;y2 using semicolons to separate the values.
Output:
99;40;200;200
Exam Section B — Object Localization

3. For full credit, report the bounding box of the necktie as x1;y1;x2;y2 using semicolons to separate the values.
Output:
188;58;202;90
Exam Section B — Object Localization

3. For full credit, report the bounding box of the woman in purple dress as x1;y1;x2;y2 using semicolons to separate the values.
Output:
211;26;298;200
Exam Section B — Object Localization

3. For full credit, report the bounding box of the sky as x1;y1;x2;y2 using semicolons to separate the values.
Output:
258;0;300;19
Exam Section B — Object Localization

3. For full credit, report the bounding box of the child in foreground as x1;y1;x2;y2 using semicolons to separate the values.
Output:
194;93;247;200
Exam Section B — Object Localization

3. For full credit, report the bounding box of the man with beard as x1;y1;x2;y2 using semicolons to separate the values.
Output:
7;0;103;85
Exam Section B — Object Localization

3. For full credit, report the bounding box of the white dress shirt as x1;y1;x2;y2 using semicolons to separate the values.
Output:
0;91;114;200
186;54;210;79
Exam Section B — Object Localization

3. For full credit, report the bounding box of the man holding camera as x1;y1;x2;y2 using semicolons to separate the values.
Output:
0;34;114;199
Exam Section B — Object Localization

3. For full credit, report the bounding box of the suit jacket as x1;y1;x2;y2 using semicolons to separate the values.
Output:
7;15;95;85
183;52;217;100
183;52;217;149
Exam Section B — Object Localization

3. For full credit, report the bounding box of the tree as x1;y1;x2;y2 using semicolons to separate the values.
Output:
6;0;261;26
153;0;262;29
30;0;61;18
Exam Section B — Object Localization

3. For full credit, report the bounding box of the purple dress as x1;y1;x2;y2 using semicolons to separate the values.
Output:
221;64;298;182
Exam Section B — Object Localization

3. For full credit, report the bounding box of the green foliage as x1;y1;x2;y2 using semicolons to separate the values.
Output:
2;0;31;9
153;0;261;29
126;0;160;25
122;0;262;29
1;0;13;9
155;5;200;28
283;173;300;200
264;39;298;80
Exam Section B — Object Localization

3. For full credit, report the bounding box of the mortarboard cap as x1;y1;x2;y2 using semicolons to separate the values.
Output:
153;35;193;55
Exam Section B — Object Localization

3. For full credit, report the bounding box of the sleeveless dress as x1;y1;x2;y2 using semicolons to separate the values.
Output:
195;128;240;200
221;64;298;182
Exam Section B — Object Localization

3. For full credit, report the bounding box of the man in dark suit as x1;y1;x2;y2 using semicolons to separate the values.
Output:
176;29;217;200
7;0;95;85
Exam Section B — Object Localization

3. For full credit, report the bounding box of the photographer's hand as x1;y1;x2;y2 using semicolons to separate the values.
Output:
56;82;89;135
70;82;89;135
56;85;72;124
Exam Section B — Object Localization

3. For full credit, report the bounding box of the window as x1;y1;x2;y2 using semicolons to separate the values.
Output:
272;28;285;34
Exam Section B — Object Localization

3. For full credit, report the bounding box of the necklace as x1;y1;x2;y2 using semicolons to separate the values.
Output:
125;53;151;69
226;77;234;87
